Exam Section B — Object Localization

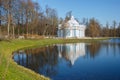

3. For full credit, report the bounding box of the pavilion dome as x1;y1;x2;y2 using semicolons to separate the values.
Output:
67;16;80;27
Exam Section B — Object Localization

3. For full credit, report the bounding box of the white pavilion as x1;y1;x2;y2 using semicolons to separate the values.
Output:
57;16;86;38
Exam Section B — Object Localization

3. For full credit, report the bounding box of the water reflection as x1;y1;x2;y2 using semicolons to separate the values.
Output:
14;46;59;77
86;43;101;58
13;38;120;80
13;43;86;76
58;43;85;65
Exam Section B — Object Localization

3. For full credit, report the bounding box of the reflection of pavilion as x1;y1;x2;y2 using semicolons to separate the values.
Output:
57;43;85;65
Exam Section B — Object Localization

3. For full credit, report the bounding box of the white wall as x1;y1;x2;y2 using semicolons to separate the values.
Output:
57;25;85;38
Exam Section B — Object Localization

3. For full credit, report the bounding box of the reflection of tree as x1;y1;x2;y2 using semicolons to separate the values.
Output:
118;44;120;55
102;41;120;56
87;43;101;58
109;43;118;56
15;46;59;77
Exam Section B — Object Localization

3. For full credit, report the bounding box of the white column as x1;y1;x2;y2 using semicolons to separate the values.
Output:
61;30;63;37
79;30;80;37
80;30;81;37
83;30;85;37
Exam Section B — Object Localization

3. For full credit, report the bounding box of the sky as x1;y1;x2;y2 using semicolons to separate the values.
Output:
35;0;120;26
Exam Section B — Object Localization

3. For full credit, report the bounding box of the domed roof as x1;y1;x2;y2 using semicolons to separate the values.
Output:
67;16;80;27
58;16;86;29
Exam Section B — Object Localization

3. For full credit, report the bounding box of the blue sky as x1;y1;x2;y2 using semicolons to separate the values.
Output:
35;0;120;26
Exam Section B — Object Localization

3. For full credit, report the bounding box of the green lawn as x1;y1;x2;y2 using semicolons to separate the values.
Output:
0;38;109;80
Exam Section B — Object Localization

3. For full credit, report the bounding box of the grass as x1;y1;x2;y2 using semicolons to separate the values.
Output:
0;38;109;80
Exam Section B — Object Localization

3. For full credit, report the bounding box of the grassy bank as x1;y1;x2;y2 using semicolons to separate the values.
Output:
0;38;109;80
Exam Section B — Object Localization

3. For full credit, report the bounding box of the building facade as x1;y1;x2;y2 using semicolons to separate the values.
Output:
57;16;86;38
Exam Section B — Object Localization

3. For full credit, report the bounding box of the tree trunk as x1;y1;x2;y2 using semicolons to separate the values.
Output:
18;26;19;36
0;9;1;38
43;24;48;36
7;19;10;37
12;25;15;39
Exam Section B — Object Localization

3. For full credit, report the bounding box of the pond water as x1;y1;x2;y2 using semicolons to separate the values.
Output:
13;38;120;80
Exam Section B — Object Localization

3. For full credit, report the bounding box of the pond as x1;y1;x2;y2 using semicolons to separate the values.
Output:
13;38;120;80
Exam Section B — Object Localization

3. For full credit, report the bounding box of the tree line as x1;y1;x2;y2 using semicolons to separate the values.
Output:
85;18;120;37
0;0;58;39
0;0;120;39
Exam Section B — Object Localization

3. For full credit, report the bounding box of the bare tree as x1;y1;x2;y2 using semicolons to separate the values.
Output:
43;5;49;36
3;0;11;37
43;6;58;37
113;20;116;37
118;23;120;37
88;18;101;37
65;11;72;22
102;22;109;37
1;0;17;38
106;22;109;37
